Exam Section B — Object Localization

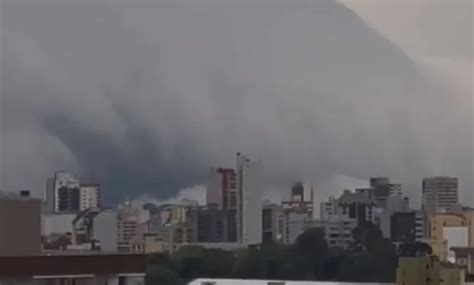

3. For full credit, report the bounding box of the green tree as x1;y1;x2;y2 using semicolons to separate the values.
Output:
293;227;329;280
398;241;433;257
145;265;182;285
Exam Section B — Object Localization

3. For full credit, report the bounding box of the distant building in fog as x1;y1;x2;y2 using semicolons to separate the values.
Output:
422;176;459;213
236;153;263;245
207;168;237;210
355;177;402;209
187;203;237;243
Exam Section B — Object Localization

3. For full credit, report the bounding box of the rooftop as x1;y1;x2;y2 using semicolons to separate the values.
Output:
0;254;147;278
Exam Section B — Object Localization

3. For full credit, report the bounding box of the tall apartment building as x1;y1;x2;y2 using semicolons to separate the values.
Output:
207;168;237;210
0;191;41;256
236;153;263;245
422;177;459;213
45;171;81;212
79;184;102;211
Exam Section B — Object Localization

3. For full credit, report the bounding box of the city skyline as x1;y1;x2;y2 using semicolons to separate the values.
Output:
1;0;472;206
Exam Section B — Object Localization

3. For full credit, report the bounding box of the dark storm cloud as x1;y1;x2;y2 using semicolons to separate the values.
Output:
1;0;472;204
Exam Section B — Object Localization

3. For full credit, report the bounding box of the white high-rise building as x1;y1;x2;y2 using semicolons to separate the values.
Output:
80;184;102;211
422;177;459;213
236;153;263;245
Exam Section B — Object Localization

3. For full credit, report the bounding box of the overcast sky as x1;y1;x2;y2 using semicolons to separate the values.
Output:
0;0;472;206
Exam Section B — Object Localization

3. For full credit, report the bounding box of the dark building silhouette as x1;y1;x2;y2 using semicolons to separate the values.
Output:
391;212;416;243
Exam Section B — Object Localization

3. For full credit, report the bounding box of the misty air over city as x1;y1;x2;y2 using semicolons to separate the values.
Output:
0;1;472;284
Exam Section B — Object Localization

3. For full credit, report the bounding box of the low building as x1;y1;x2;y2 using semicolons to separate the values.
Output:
72;208;118;251
397;255;466;285
117;205;146;252
0;253;146;285
0;192;41;256
430;213;470;261
143;233;169;254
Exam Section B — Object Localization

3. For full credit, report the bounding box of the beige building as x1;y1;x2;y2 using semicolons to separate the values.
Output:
117;205;148;252
397;256;465;285
429;212;474;261
79;184;101;211
0;192;41;256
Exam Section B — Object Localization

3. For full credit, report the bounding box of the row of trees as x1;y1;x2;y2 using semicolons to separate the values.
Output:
146;222;432;284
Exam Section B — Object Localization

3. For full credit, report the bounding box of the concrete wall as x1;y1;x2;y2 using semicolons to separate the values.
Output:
0;197;41;256
42;213;76;235
94;210;118;251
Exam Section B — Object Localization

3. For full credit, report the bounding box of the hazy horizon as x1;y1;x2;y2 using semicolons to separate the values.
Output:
1;0;472;206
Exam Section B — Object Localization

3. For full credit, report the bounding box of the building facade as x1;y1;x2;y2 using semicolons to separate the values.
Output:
391;212;416;243
53;171;81;212
0;192;41;256
320;189;377;249
187;203;237;243
282;211;320;245
42;212;76;236
376;195;411;239
262;204;283;243
422;177;459;213
71;208;118;251
415;210;427;241
117;207;140;252
236;153;263;245
79;184;102;211
397;256;465;285
207;168;237;210
429;211;474;261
